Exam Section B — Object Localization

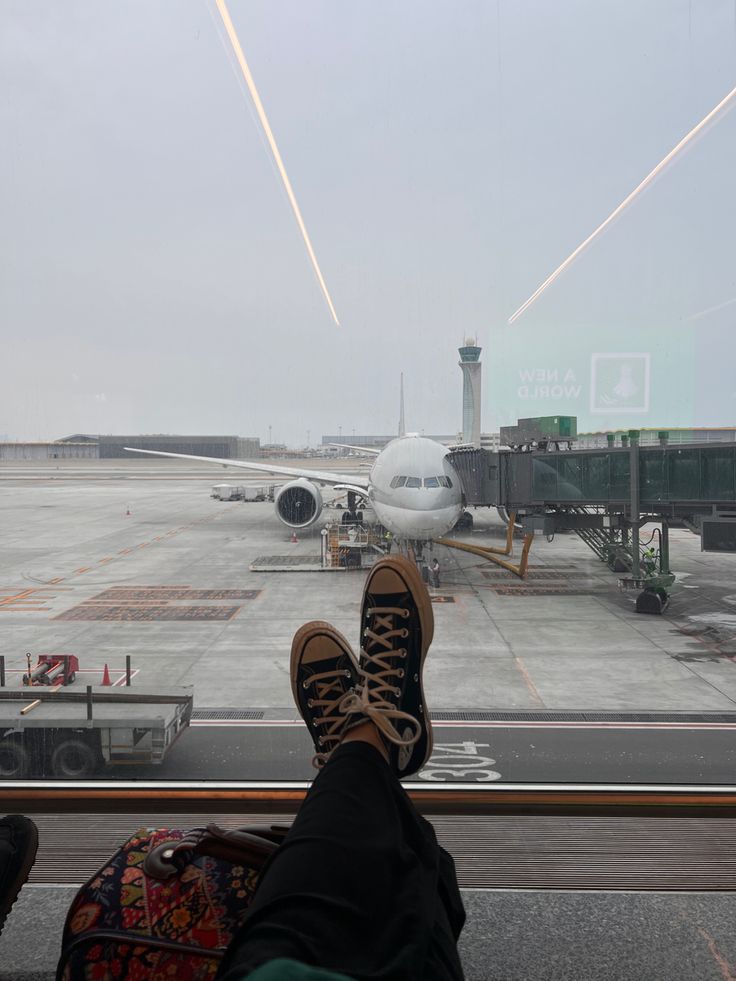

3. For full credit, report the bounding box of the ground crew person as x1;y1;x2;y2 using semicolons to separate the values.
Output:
641;547;657;577
430;557;440;588
383;530;393;554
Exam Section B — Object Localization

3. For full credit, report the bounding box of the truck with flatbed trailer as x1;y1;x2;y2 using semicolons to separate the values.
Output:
0;686;193;778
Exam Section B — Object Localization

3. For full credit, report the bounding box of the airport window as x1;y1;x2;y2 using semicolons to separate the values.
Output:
1;0;735;811
7;15;736;981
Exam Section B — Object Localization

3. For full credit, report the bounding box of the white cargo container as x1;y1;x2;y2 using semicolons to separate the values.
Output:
211;484;244;501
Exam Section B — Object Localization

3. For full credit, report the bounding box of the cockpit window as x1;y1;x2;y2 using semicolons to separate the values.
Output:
424;476;439;488
390;476;407;488
405;477;422;488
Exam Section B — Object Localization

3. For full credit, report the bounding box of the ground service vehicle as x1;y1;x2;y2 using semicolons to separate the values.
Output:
0;686;193;778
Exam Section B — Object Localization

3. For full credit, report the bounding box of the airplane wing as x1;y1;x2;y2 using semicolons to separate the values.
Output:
124;447;371;488
327;443;382;455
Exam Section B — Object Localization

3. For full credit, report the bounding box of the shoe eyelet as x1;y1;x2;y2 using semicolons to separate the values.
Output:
401;609;409;618
414;674;419;682
318;736;325;745
400;649;407;658
302;680;310;689
307;698;314;708
397;669;404;678
400;628;409;638
343;670;351;677
394;687;401;697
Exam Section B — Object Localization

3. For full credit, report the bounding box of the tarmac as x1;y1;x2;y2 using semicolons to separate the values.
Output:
3;458;736;726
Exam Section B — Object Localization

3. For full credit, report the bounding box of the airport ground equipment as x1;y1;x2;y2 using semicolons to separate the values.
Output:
0;686;193;778
435;532;534;579
323;521;385;568
448;423;736;614
434;510;535;578
22;654;79;687
211;484;273;502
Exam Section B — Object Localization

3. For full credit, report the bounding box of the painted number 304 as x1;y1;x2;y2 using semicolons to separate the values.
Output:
418;742;502;782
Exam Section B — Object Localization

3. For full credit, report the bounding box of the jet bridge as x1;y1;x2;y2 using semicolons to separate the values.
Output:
448;427;736;614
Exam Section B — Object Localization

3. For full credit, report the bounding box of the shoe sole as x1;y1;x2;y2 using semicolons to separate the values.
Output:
0;816;39;937
290;620;358;723
362;555;435;774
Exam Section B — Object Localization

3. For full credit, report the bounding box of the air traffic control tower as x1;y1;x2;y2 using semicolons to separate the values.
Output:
459;339;482;447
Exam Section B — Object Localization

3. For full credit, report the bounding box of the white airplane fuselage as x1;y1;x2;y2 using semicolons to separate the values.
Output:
366;435;463;539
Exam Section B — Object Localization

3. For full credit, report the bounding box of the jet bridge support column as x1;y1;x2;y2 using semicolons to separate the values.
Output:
629;431;641;578
660;521;670;576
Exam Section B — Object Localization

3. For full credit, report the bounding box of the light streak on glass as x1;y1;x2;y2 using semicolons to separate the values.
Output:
214;0;340;326
687;296;736;321
509;83;736;325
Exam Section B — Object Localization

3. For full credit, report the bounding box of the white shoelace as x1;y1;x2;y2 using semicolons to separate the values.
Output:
338;605;421;749
304;667;353;768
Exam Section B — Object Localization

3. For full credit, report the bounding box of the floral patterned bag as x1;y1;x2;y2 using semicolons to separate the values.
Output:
56;823;287;981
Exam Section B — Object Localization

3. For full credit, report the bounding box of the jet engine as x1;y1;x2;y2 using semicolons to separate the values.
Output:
274;479;323;528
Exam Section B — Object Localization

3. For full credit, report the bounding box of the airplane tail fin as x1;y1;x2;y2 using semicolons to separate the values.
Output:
398;373;406;438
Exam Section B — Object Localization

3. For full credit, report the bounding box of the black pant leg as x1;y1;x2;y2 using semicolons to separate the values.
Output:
217;742;465;981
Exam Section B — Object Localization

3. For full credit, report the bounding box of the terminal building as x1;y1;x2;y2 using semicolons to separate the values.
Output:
56;434;262;460
0;440;98;461
0;435;261;461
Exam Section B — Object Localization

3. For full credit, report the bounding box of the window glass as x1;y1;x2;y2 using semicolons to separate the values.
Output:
700;448;736;502
2;0;735;796
640;451;667;503
668;450;701;499
584;455;610;502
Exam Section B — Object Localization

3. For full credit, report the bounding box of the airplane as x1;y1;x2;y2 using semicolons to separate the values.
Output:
124;433;464;543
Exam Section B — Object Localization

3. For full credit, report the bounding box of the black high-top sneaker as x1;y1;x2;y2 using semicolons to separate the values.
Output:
0;815;38;938
341;555;434;778
291;621;360;768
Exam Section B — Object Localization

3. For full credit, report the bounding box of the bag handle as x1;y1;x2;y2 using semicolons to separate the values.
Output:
144;823;289;879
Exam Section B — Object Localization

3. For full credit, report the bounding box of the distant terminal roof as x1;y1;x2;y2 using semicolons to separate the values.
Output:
578;426;736;436
321;434;457;447
2;440;92;446
57;434;257;442
576;426;736;447
57;434;99;443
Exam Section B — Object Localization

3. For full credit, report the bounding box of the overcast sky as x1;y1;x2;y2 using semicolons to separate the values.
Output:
1;0;735;444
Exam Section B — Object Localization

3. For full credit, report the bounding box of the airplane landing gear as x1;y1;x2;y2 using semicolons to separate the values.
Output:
454;510;474;532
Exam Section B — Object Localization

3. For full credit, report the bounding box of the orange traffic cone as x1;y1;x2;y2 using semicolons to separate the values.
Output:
290;531;298;543
101;663;111;686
